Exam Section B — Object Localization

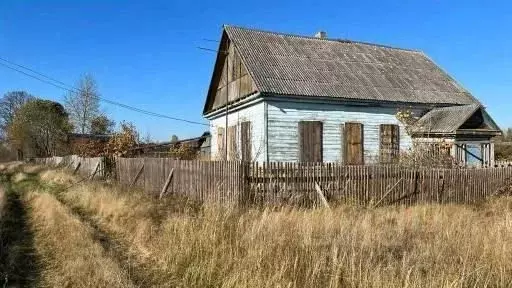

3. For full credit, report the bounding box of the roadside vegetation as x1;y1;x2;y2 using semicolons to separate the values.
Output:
45;168;512;287
25;190;134;287
1;163;512;287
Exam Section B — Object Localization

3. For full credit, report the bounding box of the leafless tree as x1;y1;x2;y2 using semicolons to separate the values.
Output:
65;74;101;134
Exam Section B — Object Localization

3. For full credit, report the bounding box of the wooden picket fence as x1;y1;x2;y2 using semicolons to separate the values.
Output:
116;158;244;203
494;160;512;168
33;155;106;179
115;158;512;206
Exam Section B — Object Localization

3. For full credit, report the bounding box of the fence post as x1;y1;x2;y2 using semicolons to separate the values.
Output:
159;168;175;199
130;163;144;187
73;162;81;175
89;161;100;179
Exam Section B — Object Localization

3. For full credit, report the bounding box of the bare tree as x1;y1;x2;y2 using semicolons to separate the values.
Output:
143;130;153;143
65;74;101;134
0;91;34;139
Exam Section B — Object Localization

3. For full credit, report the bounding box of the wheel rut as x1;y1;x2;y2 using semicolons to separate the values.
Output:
51;191;161;288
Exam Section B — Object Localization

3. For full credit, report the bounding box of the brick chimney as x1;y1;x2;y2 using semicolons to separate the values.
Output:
315;31;327;39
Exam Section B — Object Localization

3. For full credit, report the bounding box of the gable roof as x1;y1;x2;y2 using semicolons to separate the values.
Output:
221;25;479;106
412;104;481;134
411;104;500;134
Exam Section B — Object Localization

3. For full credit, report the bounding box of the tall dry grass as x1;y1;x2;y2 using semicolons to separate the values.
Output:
24;190;136;288
41;169;512;287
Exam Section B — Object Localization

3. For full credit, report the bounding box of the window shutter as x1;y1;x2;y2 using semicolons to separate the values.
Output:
241;121;252;162
227;125;237;160
298;121;323;162
340;123;345;161
344;122;364;165
379;124;400;163
217;127;225;160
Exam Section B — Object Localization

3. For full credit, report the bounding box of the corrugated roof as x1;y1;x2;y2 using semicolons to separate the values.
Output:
411;104;481;134
224;25;479;105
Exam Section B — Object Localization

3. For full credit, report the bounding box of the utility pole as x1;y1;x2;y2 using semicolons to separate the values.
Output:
197;41;230;160
225;49;229;160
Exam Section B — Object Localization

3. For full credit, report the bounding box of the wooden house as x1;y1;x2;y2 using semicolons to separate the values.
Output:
202;26;501;165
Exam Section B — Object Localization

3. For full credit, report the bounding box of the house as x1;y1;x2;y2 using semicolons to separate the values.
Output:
202;25;501;165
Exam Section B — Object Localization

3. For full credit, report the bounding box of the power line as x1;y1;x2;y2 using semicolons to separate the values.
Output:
0;57;209;126
197;47;228;54
201;38;220;43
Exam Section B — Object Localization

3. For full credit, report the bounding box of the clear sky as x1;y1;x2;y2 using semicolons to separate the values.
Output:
1;1;511;141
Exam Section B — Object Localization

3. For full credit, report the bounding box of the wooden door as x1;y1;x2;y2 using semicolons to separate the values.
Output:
344;122;364;165
298;121;323;162
379;124;400;163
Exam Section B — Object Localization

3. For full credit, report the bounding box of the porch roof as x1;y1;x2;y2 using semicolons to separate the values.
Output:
410;104;501;136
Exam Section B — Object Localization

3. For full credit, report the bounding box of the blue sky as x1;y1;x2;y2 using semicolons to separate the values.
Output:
1;1;511;141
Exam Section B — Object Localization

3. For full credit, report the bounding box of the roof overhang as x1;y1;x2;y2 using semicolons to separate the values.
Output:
410;104;501;136
412;129;502;138
203;92;261;120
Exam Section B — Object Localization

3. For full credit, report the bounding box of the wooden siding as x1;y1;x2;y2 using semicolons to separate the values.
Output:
267;100;419;162
210;102;266;162
210;39;257;110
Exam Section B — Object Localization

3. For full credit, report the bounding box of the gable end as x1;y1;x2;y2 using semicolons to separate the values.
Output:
203;30;259;115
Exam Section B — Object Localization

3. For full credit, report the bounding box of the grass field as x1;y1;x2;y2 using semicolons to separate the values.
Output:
1;163;512;287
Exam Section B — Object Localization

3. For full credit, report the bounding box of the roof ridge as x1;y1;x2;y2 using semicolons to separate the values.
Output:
223;24;422;53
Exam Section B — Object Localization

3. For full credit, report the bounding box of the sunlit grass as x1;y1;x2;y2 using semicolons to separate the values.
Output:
38;168;512;288
24;191;135;288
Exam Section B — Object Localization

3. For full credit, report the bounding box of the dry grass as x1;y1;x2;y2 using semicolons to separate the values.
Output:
39;168;76;185
12;172;28;183
22;164;46;174
24;190;135;288
33;169;512;288
2;162;22;173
